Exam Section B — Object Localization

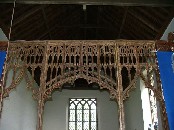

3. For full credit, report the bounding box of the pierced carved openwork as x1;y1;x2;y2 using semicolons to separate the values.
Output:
44;41;117;100
0;40;169;130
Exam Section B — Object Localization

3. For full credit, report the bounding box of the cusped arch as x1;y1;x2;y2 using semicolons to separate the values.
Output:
44;74;118;101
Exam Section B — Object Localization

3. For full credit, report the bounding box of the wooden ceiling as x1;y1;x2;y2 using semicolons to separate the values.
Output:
0;4;174;41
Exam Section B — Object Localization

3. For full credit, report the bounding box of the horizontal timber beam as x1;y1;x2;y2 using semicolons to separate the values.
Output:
0;40;174;52
0;0;174;6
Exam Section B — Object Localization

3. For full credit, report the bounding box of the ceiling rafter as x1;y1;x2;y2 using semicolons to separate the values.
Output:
148;7;166;20
117;7;128;39
155;8;174;40
100;7;120;32
0;19;9;36
41;6;52;39
129;17;156;38
53;6;81;27
128;8;159;33
124;14;153;39
104;7;122;26
12;5;44;27
0;4;173;41
95;6;101;39
135;7;160;23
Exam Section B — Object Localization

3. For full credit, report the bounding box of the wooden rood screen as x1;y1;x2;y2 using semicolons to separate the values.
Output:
0;40;169;130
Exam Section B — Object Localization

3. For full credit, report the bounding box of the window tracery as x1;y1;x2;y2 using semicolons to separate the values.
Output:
68;98;97;130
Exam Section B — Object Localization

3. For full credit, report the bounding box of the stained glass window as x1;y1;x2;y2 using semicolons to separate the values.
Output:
68;98;97;130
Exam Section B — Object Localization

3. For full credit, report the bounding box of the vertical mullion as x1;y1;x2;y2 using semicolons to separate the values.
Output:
68;100;70;130
96;99;98;130
82;101;84;130
75;100;77;130
89;101;91;130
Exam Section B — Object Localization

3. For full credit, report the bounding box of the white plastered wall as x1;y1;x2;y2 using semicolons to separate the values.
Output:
0;28;38;130
0;70;38;130
124;78;144;130
43;90;119;130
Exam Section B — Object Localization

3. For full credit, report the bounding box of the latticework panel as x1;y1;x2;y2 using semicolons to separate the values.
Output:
44;41;117;99
3;41;46;98
2;40;157;100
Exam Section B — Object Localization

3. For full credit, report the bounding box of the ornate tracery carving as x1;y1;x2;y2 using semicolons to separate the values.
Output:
0;40;169;130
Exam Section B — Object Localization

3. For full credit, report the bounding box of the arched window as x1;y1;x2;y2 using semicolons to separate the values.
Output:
68;98;98;130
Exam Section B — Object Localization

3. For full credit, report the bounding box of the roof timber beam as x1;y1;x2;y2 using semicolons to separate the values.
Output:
41;7;52;39
12;5;44;27
0;20;9;36
117;7;128;39
128;9;159;33
0;0;174;6
155;8;174;40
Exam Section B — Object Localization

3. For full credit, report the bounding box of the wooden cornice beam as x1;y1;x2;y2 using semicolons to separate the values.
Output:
0;41;8;51
156;40;174;51
1;33;174;52
156;32;174;51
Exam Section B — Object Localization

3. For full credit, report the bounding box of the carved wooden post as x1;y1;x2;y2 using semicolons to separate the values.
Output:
117;66;125;130
155;69;169;130
37;43;48;130
0;79;4;117
37;93;45;130
0;43;7;117
115;43;125;130
159;95;169;130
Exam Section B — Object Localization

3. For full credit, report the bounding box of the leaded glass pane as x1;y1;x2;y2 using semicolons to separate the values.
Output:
69;110;75;121
84;110;89;121
84;122;89;130
68;98;97;130
77;122;82;130
77;103;82;109
69;122;75;130
91;103;96;109
91;122;97;130
77;110;82;121
91;110;96;121
88;100;92;105
70;103;75;109
84;103;89;109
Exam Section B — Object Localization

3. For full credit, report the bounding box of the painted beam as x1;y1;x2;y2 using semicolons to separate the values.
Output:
0;0;174;6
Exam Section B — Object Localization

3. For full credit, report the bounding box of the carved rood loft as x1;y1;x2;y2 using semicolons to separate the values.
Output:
0;39;172;130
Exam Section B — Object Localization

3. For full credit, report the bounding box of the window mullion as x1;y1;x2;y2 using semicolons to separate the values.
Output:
89;103;91;130
75;103;77;130
82;103;84;130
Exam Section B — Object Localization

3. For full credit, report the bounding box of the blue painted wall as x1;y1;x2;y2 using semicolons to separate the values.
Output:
157;52;174;130
0;51;6;79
